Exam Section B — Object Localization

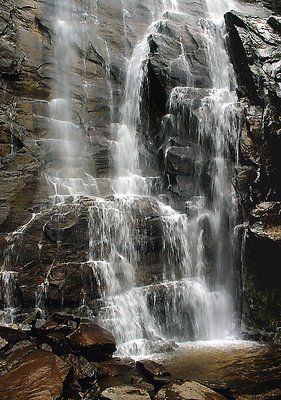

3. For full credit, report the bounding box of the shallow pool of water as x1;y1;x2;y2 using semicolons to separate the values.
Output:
155;340;281;398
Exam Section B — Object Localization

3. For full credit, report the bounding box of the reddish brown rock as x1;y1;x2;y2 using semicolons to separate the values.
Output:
101;385;151;400
95;358;137;392
33;315;116;361
155;381;227;400
95;358;135;378
67;321;116;361
0;349;71;400
0;340;37;377
136;360;171;388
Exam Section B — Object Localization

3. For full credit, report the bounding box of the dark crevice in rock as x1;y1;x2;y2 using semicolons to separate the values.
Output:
35;16;52;43
225;12;264;106
146;60;167;118
267;16;281;33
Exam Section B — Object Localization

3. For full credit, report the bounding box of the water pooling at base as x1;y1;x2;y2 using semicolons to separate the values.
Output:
156;341;281;398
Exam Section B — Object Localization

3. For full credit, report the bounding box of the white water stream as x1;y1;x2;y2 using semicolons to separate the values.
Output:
89;0;240;355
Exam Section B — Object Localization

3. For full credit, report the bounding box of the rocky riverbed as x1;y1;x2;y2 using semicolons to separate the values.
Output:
0;313;281;400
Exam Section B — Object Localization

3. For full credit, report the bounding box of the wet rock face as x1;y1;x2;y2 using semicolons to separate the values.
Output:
226;10;281;205
225;7;281;341
0;349;71;400
0;315;117;399
242;202;281;341
0;0;52;232
142;2;214;208
101;385;151;400
0;0;143;233
155;380;227;400
0;195;176;310
263;0;281;13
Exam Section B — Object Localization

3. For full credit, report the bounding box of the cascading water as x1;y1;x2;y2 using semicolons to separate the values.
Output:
92;0;240;354
88;0;183;356
0;214;37;324
113;23;153;195
88;197;162;356
155;0;240;342
0;0;241;357
46;0;99;199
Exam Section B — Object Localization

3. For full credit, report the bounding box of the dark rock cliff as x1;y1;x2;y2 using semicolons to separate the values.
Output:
225;2;281;341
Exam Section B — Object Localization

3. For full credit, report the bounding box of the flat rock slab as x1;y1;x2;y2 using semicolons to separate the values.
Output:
94;358;135;377
0;325;28;343
155;381;227;400
101;385;151;400
0;349;70;400
0;340;37;376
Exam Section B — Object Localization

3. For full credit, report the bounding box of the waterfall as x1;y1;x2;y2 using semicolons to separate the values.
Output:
88;0;240;355
0;0;241;356
46;0;99;200
205;0;236;20
112;32;149;195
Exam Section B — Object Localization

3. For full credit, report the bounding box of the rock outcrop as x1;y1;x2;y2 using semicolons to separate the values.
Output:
0;315;237;400
0;315;117;398
101;385;151;400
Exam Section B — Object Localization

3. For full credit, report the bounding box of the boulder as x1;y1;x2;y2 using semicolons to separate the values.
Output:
95;358;139;392
155;381;227;400
94;358;135;378
101;385;151;400
0;340;37;377
34;315;116;361
66;321;116;361
62;353;98;391
136;360;172;388
130;377;155;398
